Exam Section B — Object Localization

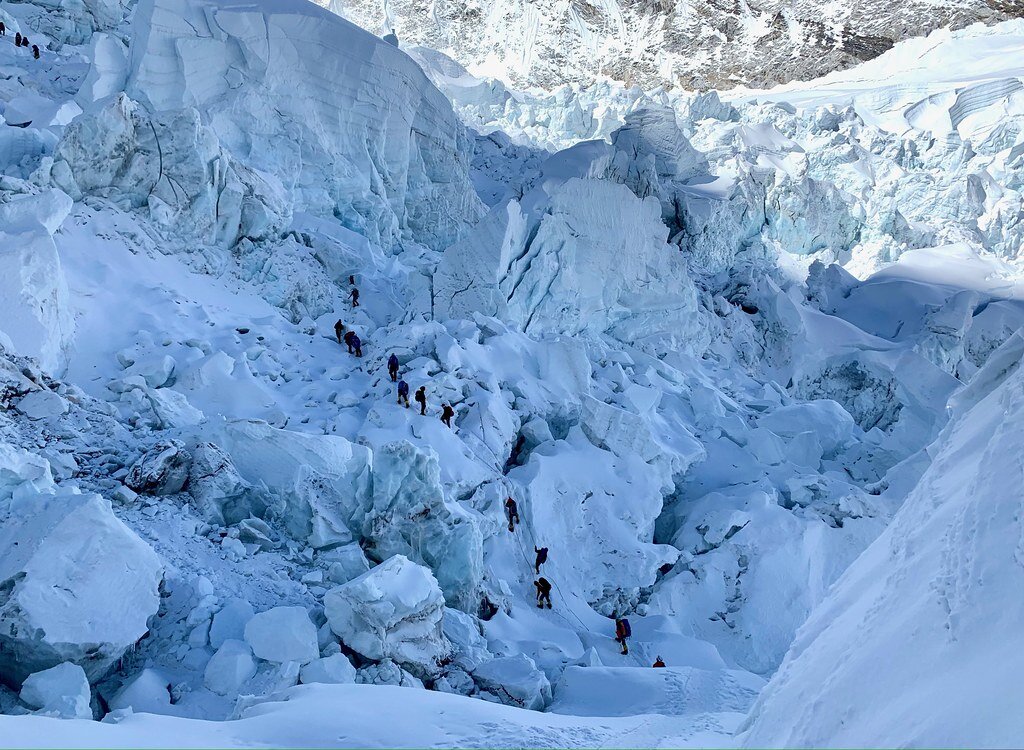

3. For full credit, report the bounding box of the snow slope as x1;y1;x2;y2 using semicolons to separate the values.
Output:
739;332;1024;748
0;0;1022;745
0;683;743;748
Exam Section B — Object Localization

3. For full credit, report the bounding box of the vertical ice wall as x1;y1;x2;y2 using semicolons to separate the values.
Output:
122;0;483;251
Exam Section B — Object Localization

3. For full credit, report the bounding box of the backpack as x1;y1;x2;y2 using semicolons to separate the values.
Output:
618;618;631;638
398;381;409;396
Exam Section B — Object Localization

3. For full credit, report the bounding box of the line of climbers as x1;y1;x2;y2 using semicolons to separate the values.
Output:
504;495;658;663
333;318;458;429
2;26;41;59
333;286;663;665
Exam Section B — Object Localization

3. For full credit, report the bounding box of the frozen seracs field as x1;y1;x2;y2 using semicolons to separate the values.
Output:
0;0;1023;743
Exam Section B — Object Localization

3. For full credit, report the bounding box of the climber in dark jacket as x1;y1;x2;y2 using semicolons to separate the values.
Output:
415;386;427;416
32;44;38;60
535;577;552;609
387;353;399;381
334;319;345;344
615;617;632;655
652;656;666;668
343;330;356;354
350;333;362;358
440;403;455;428
397;379;410;407
349;287;359;308
0;22;6;36
504;497;520;532
534;546;548;573
15;32;21;46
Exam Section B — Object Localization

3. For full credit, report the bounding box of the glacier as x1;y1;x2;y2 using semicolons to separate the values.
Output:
0;0;1022;745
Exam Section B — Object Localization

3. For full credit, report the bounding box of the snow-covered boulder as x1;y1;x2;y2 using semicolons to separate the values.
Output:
217;420;370;549
19;663;92;719
109;668;173;715
362;441;483;609
756;400;857;458
244;607;319;665
210;598;255;649
355;659;424;688
324;556;451;678
321;544;371;585
443;608;492;672
126;440;191;496
204;639;258;696
0;488;161;685
471;654;551;711
299;654;357;686
0;190;74;374
124;0;482;252
16;391;70;421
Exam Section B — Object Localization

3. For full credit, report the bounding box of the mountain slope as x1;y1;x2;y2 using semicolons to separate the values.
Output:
324;0;1020;90
739;332;1024;747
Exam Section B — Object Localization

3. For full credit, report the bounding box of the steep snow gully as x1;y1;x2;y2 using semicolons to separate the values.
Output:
0;0;1023;745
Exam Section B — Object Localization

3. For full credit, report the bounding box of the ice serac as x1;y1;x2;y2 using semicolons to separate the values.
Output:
54;93;289;248
0;452;163;685
363;441;484;610
19;663;92;720
217;420;371;549
125;0;483;251
324;555;451;679
740;337;1024;747
435;177;701;356
0;191;74;375
471;655;551;711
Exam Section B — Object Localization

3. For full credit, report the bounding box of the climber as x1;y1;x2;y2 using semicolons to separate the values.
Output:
32;44;38;59
349;287;359;308
351;333;363;358
387;353;399;382
343;330;356;354
15;32;21;46
652;656;666;668
349;274;356;286
397;379;410;408
534;545;548;573
415;386;427;416
614;616;632;655
504;496;520;532
334;319;345;344
0;22;6;35
534;577;552;609
440;402;455;428
20;35;27;47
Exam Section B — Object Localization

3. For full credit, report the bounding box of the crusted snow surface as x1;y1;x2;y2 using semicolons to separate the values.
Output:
0;0;1021;746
